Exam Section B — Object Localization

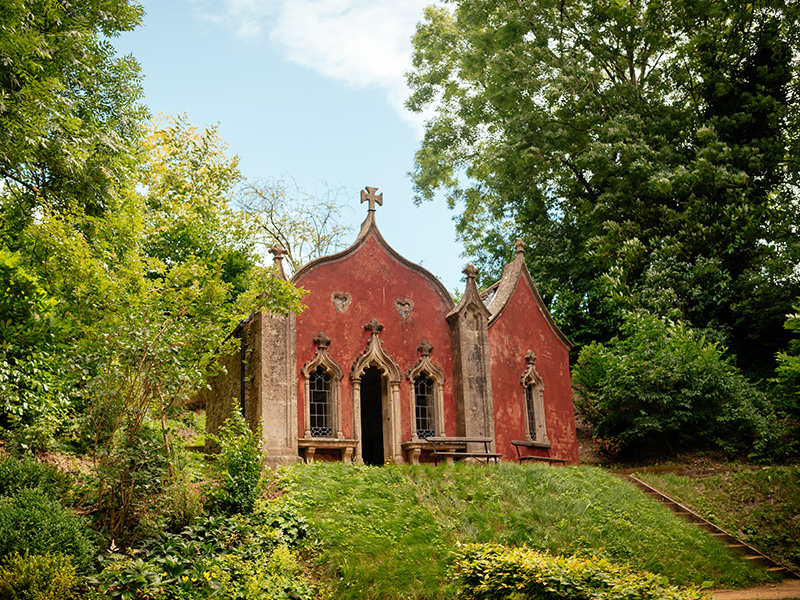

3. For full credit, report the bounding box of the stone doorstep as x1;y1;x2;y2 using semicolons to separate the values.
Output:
622;474;800;581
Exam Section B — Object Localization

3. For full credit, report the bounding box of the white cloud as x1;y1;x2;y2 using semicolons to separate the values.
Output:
206;0;437;134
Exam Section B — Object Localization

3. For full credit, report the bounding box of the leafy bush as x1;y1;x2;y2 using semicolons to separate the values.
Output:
452;543;710;600
0;488;97;571
0;349;72;453
93;505;313;600
0;552;78;600
208;408;265;514
92;423;171;543
772;302;800;456
0;455;74;501
572;312;777;458
0;249;71;454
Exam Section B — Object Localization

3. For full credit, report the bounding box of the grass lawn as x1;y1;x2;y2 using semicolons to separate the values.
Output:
636;466;800;573
280;462;774;600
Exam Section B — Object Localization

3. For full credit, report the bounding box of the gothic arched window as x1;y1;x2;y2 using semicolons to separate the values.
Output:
302;333;344;440
520;350;548;443
408;340;445;441
414;373;436;439
309;366;333;437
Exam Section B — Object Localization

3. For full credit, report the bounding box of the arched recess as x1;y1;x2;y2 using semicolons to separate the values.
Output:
408;340;445;441
520;350;549;444
350;318;403;464
301;332;344;440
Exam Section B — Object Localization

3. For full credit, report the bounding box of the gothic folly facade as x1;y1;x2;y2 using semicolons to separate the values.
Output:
205;188;579;466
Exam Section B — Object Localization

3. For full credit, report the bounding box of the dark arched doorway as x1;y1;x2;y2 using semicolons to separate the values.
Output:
360;366;384;465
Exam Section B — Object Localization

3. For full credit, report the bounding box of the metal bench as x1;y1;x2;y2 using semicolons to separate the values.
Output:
426;436;502;465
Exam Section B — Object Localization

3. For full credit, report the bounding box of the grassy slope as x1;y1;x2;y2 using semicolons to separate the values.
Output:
636;467;800;572
281;462;772;600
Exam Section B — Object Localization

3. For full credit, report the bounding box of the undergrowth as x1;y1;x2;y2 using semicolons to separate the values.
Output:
636;466;800;571
280;462;772;600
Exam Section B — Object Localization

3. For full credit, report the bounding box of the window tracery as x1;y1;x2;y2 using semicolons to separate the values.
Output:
408;340;445;441
520;350;548;443
302;332;343;439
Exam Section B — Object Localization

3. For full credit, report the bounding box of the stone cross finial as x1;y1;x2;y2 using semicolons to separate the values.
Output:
361;186;383;211
365;318;384;335
314;332;331;350
515;238;525;255
463;264;479;280
269;242;286;261
525;349;537;364
417;340;433;357
269;243;287;279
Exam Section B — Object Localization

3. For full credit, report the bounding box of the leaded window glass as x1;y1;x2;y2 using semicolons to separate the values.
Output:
525;384;537;441
414;373;435;439
309;366;332;437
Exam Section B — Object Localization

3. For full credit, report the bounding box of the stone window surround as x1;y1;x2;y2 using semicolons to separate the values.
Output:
408;340;445;442
520;349;549;444
301;332;344;440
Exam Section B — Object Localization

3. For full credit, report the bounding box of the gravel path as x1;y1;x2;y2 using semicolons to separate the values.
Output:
712;579;800;600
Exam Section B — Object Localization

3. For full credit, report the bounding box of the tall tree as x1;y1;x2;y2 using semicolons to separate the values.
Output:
238;178;352;275
0;0;147;226
406;0;800;373
141;114;256;298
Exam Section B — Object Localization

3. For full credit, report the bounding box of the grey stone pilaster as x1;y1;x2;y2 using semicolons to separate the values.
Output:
446;264;496;450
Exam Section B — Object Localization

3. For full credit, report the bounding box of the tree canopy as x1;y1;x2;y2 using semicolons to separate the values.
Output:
0;0;148;223
407;0;800;374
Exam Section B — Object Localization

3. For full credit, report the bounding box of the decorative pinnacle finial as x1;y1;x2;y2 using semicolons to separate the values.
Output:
463;264;479;280
365;318;384;335
314;332;331;350
515;238;525;255
525;349;537;365
269;243;287;279
417;340;433;357
361;186;383;211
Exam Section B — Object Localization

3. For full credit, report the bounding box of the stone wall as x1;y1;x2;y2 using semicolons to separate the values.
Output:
203;321;250;452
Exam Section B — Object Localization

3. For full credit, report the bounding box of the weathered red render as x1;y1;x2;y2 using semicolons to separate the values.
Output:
486;259;579;464
292;216;458;461
205;192;579;466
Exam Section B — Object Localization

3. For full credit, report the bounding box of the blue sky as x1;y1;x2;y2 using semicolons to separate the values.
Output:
112;0;468;293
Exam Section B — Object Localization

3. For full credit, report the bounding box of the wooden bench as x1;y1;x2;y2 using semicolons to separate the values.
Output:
426;436;502;466
511;440;567;465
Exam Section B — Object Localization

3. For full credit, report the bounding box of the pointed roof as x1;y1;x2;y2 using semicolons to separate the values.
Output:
291;187;455;309
446;263;492;322
482;238;572;349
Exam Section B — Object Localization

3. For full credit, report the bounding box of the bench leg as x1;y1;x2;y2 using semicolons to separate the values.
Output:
342;447;354;464
303;447;316;464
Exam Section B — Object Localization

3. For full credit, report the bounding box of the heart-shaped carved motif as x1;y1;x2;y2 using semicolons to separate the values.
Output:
394;297;414;319
331;292;352;313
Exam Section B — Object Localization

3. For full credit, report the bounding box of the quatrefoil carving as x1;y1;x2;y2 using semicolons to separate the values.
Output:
331;291;352;313
394;297;414;319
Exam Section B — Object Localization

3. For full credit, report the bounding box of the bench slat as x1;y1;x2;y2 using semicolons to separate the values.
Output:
519;456;567;463
426;436;493;443
431;452;503;458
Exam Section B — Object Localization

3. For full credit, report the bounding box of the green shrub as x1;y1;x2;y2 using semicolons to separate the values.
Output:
452;543;710;600
0;488;97;571
0;455;74;501
94;508;313;600
92;422;171;543
0;552;78;600
208;409;265;514
572;311;776;458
